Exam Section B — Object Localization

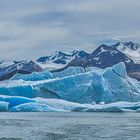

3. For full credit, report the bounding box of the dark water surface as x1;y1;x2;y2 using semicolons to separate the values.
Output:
0;112;139;140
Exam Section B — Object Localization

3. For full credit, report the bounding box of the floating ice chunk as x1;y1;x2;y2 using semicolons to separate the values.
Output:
10;102;66;112
35;98;86;111
0;101;9;111
0;95;140;112
107;101;140;110
5;96;35;108
34;98;125;112
72;106;123;112
90;106;123;112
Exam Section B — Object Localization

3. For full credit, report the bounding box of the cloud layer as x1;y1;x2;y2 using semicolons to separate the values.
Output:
0;0;140;60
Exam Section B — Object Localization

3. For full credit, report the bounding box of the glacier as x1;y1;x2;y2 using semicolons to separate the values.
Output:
0;62;140;112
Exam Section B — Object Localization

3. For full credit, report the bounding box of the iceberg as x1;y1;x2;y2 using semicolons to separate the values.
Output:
33;63;140;103
5;96;35;108
0;82;35;98
0;95;35;108
36;98;124;112
52;66;85;78
0;62;140;104
11;66;85;81
11;70;53;81
112;62;127;78
72;106;123;112
105;101;140;111
35;97;86;111
0;101;9;111
0;95;140;112
10;102;66;112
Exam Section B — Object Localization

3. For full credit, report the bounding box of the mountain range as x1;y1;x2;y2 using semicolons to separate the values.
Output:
36;50;89;70
0;41;140;80
47;42;140;80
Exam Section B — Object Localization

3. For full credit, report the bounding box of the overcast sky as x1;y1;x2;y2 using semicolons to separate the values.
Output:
0;0;140;60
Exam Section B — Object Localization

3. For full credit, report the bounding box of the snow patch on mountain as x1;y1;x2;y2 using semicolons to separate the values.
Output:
36;50;89;70
116;42;140;64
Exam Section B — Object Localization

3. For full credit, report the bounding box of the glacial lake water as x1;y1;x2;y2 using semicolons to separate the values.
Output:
0;112;139;140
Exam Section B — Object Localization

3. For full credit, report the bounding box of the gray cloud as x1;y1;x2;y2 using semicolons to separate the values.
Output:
0;0;140;60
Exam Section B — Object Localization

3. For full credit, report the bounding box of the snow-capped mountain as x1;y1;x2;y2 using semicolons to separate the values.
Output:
115;42;140;64
0;50;88;80
37;41;140;70
36;50;89;70
55;42;140;80
66;42;140;68
0;60;42;80
0;41;140;81
57;44;127;69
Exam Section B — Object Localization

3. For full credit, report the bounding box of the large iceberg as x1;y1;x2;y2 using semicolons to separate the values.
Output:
34;62;140;103
0;62;140;104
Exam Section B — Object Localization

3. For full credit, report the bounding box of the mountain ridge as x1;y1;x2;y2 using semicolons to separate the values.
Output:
0;41;140;80
51;42;140;80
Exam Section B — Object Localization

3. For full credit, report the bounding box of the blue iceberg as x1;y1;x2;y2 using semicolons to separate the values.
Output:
0;101;9;111
10;102;66;112
11;70;53;81
0;95;140;112
0;62;140;105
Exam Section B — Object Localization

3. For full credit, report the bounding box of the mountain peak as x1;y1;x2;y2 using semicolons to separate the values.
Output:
123;42;140;50
113;41;140;50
